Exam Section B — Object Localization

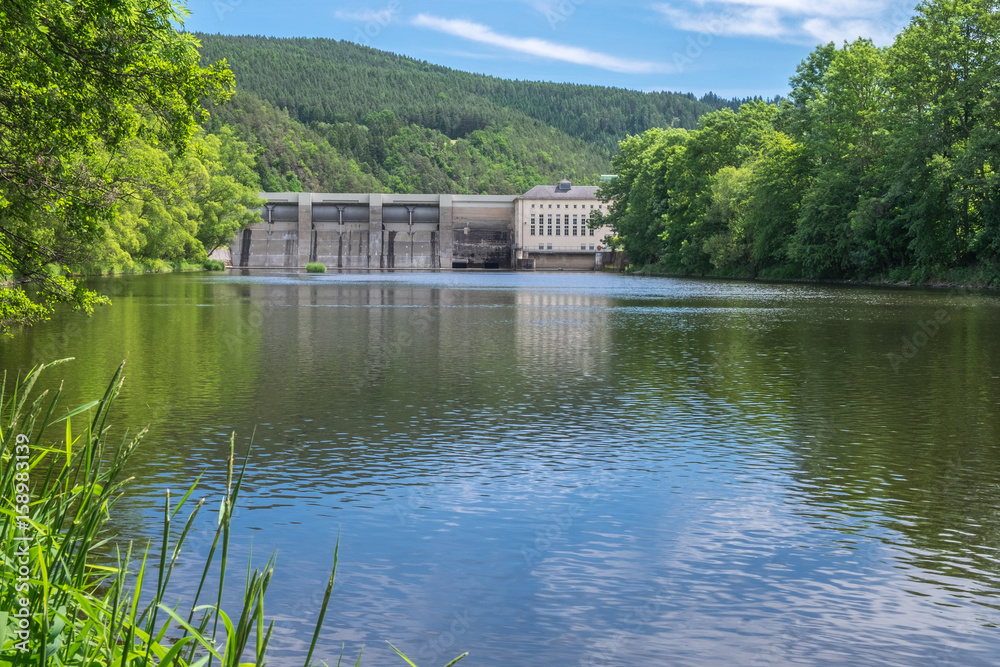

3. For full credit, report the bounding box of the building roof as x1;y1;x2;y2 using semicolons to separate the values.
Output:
518;183;601;201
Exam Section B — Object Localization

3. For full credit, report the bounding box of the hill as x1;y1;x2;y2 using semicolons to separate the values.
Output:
195;34;751;194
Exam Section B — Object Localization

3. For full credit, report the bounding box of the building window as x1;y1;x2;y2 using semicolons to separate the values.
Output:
548;204;552;209
589;244;595;250
555;215;560;235
574;204;578;209
539;243;545;250
572;215;578;236
547;215;552;236
556;204;561;209
581;243;586;250
531;204;535;208
564;220;569;236
530;214;536;236
547;243;552;250
589;228;595;236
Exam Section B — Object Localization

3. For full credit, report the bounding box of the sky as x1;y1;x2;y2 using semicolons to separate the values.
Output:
182;0;918;99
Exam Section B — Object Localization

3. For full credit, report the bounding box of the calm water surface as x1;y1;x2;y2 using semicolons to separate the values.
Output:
2;271;1000;666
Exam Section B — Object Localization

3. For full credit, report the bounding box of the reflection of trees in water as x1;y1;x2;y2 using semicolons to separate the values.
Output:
608;289;1000;604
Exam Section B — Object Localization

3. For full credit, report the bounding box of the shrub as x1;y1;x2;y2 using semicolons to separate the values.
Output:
305;262;327;273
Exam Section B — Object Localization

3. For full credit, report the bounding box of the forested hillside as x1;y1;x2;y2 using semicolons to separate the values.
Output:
597;0;1000;286
195;34;745;152
194;34;751;195
203;92;610;195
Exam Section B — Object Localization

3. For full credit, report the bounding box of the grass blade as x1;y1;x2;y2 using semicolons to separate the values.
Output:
303;536;339;667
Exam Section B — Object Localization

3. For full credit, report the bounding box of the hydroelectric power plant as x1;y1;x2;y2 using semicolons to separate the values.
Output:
231;185;619;271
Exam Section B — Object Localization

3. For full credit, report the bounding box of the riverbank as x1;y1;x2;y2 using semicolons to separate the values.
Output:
54;259;226;277
631;263;1000;292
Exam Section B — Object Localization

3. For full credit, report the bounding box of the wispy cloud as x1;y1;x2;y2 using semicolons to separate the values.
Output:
335;8;395;23
411;14;670;74
653;0;913;45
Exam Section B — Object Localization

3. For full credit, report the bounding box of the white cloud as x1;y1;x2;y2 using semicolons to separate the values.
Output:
652;1;913;45
411;14;671;74
655;4;786;38
335;8;395;23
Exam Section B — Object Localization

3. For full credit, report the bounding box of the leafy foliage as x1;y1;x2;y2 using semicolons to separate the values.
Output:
0;0;237;333
601;0;1000;285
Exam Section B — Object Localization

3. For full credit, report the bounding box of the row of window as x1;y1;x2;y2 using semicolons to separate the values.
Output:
538;244;597;250
529;214;596;236
531;203;603;210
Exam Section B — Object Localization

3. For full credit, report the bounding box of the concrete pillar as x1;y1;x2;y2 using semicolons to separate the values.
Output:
369;193;383;268
506;197;516;268
439;194;453;269
297;193;312;267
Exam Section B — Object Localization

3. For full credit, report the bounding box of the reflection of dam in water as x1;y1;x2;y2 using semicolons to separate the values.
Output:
515;291;612;378
232;192;518;270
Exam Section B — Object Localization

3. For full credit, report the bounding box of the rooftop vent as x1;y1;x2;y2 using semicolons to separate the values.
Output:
556;180;572;192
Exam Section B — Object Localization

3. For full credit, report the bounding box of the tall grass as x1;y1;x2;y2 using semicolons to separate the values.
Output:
0;361;466;667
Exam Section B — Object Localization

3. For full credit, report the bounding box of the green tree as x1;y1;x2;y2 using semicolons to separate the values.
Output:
187;128;265;253
598;128;688;267
886;0;1000;270
744;132;812;276
0;0;233;333
783;39;888;278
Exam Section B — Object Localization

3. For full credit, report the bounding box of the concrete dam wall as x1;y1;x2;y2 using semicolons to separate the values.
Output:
232;192;518;270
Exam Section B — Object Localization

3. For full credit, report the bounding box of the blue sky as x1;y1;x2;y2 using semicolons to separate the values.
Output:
183;0;917;98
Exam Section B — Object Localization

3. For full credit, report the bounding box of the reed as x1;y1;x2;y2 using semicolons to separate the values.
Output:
0;361;465;666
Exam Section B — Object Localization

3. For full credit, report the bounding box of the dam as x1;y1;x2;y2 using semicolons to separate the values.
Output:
232;192;518;270
231;186;621;270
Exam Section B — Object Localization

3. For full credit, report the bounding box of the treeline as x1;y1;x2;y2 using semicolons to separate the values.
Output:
599;0;1000;285
194;34;747;153
17;126;263;276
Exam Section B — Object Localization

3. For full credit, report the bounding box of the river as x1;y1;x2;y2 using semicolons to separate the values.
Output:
2;271;999;666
